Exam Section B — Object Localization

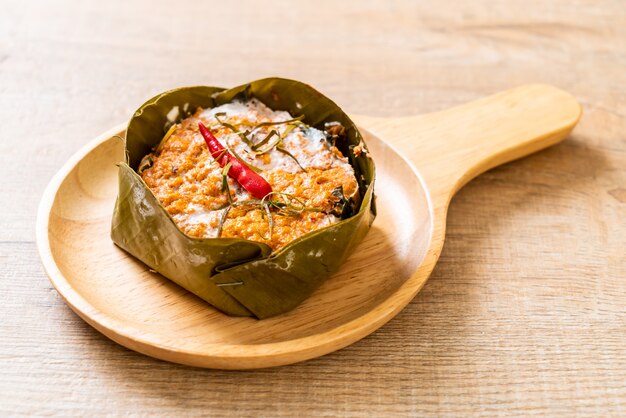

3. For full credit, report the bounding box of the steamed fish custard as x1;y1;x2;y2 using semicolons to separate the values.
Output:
139;99;359;251
111;79;376;318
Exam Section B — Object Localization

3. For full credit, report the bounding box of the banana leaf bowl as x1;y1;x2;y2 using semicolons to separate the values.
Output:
111;78;377;319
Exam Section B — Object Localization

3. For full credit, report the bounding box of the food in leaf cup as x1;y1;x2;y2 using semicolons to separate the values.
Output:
111;78;376;318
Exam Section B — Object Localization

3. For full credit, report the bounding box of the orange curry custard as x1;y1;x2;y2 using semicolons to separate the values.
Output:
140;99;359;251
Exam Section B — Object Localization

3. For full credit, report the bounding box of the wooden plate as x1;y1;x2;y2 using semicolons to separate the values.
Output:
36;84;581;369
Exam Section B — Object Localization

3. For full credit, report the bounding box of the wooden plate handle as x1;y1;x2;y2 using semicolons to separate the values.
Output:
353;84;582;207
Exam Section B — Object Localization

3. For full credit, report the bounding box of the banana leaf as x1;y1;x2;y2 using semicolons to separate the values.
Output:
111;78;376;318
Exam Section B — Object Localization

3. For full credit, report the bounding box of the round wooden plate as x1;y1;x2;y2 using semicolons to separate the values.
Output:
37;84;581;369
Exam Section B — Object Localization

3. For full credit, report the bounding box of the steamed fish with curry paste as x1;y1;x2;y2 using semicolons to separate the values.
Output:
111;78;376;318
139;99;359;251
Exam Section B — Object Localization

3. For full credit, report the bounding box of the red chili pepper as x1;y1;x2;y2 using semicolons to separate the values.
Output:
198;122;273;199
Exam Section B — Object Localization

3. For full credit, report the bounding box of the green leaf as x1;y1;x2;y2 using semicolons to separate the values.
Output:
251;130;279;151
112;77;376;318
221;162;233;204
276;145;307;172
215;113;255;148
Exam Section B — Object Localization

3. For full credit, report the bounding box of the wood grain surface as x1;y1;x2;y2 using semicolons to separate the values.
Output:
1;0;625;416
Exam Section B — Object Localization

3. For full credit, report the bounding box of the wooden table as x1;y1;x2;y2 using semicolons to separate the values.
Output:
2;0;624;415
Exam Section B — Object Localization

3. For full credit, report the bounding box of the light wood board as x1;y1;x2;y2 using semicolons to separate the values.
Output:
36;85;580;369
